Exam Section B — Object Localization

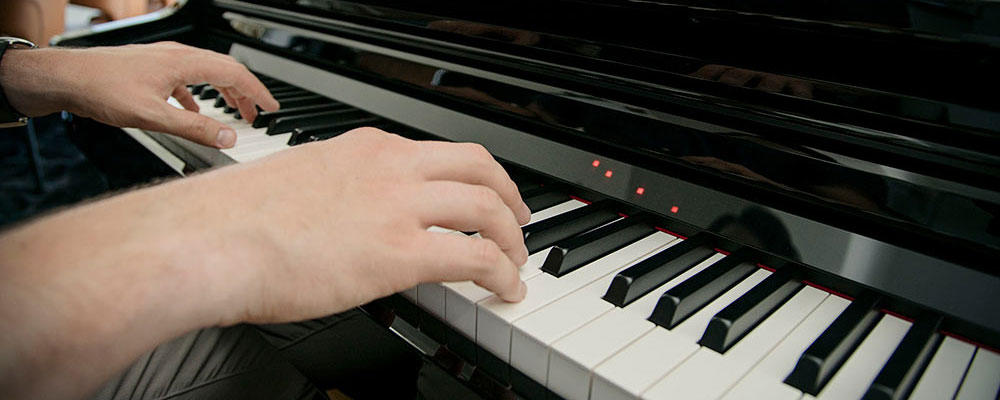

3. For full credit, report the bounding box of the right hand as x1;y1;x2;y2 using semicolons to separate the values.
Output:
198;127;531;325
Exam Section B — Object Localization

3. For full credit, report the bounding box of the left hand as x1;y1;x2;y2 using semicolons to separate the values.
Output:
0;41;279;148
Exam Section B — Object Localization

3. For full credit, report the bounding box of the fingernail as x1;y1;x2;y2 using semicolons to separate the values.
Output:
216;128;237;148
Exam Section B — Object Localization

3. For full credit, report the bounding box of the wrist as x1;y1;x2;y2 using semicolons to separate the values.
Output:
0;48;79;118
157;168;284;327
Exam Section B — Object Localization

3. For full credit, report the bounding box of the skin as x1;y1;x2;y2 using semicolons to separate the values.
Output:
0;42;530;399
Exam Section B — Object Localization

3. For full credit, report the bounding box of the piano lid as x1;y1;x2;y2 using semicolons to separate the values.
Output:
211;0;1000;266
232;0;1000;182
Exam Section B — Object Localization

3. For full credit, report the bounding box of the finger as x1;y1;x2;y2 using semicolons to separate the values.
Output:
416;181;528;266
217;87;236;108
236;96;258;123
217;86;259;122
171;86;199;112
146;102;237;148
417;141;531;225
180;54;279;112
416;233;526;302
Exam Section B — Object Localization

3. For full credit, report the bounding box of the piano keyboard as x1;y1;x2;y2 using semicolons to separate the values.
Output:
175;75;1000;400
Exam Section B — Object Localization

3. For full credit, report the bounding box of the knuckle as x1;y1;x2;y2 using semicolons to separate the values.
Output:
468;186;502;214
345;126;388;140
462;142;493;162
470;239;503;269
186;117;212;139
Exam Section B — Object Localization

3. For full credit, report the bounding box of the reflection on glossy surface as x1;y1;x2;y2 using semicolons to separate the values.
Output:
251;0;1000;140
234;18;999;256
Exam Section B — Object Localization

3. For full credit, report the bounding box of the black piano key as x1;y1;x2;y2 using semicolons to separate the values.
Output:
198;87;219;100
602;233;716;307
698;263;803;353
213;96;227;108
515;179;544;194
255;74;280;86
649;249;754;329
269;86;309;97
784;291;883;395
541;213;656;277
273;94;330;110
252;104;344;129
189;83;210;95
523;190;570;213
518;183;550;199
289;120;396;146
863;315;944;400
521;200;619;254
267;108;366;136
233;110;241;120
223;105;237;114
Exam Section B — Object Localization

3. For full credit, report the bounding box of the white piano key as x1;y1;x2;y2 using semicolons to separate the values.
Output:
510;232;680;385
222;133;291;157
417;283;448;318
670;268;771;342
617;286;827;400
426;225;455;234
524;199;585;225
811;314;911;400
955;347;1000;400
722;285;829;366
476;231;673;363
232;130;279;145
401;286;418;301
909;336;976;400
231;142;291;162
638;269;773;400
513;296;614;386
622;253;728;320
743;294;851;380
591;328;698;400
545;252;724;400
443;200;586;339
548;307;653;400
721;294;851;400
720;376;802;400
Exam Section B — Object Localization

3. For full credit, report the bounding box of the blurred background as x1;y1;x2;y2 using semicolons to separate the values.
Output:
0;0;179;46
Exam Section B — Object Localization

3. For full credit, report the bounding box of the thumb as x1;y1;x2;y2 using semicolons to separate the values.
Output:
150;103;237;148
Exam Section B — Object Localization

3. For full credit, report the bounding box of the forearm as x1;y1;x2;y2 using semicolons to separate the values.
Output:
0;175;256;399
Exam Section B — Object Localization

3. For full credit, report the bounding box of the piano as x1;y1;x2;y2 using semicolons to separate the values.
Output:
55;0;1000;398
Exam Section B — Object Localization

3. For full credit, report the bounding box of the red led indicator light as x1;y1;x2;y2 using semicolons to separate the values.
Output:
604;170;613;178
636;187;645;195
670;206;679;213
592;159;601;167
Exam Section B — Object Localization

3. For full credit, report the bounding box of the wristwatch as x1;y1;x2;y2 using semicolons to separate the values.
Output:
0;37;38;128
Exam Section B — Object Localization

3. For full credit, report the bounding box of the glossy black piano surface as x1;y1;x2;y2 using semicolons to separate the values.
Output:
57;0;1000;398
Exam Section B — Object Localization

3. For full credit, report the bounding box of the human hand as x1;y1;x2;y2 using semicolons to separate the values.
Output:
193;128;531;325
0;42;278;148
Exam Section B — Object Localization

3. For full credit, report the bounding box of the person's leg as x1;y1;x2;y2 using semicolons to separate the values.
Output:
91;325;325;400
0;0;69;46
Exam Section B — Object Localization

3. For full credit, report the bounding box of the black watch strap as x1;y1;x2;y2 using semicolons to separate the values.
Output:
0;40;30;127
